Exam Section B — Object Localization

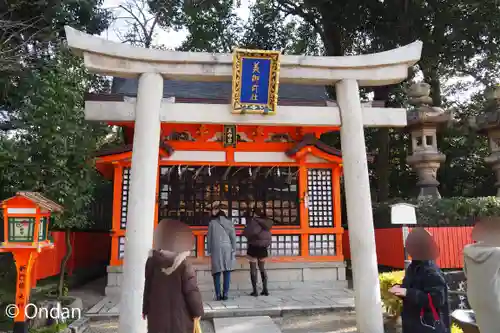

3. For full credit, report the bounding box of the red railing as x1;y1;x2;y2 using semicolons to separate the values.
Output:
342;226;474;269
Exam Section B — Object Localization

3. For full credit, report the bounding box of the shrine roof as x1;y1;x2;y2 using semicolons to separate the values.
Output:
110;77;329;103
94;142;174;157
286;133;342;158
1;192;63;212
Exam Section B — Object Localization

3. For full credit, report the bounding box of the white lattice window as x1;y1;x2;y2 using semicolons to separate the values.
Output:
307;169;334;227
118;236;126;259
119;236;196;259
270;235;300;256
309;234;336;256
120;167;131;229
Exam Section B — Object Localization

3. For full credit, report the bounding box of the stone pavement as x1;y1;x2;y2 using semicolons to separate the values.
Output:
72;279;357;333
86;285;355;318
86;312;404;333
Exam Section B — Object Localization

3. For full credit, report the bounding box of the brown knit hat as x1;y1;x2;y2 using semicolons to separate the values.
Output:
405;228;439;260
153;219;194;253
472;217;500;245
204;200;228;212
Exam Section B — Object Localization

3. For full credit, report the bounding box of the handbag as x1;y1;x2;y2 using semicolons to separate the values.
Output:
420;293;441;330
193;317;203;333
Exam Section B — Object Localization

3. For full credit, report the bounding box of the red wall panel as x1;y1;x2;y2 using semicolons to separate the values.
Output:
342;227;473;269
34;231;110;281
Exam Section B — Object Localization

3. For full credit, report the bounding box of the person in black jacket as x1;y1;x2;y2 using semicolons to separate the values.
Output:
389;228;450;333
242;204;273;297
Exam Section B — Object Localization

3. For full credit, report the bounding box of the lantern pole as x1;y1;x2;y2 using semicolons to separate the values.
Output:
11;249;39;333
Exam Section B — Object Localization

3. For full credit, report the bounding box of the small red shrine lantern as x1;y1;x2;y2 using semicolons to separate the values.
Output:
1;192;63;333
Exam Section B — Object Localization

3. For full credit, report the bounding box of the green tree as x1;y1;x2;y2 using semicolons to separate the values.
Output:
241;0;295;51
149;0;242;52
0;0;111;129
276;0;500;200
0;0;112;298
6;46;112;296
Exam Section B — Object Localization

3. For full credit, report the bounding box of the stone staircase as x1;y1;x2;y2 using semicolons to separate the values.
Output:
105;261;347;295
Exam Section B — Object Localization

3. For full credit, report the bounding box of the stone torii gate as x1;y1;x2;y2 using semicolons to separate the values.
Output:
64;26;422;333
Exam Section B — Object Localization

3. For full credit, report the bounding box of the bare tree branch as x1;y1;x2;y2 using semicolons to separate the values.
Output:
110;0;165;49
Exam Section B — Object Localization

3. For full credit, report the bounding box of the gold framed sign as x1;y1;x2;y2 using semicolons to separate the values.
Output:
223;125;237;147
231;48;281;115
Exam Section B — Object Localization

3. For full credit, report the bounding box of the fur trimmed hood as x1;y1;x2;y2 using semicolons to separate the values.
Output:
149;249;191;275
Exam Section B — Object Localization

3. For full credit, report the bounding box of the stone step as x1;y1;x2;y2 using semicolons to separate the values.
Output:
105;280;349;296
105;261;347;297
214;316;282;333
197;280;348;292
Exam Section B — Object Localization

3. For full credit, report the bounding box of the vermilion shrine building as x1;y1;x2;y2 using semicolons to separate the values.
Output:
93;78;358;294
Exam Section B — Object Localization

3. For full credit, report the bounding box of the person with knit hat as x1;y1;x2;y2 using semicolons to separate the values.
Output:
206;200;237;300
142;219;204;333
389;227;450;333
463;217;500;333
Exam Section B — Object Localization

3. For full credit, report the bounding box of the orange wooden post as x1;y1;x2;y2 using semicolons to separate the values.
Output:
11;249;39;333
30;261;37;288
332;166;344;259
298;164;309;257
110;163;123;266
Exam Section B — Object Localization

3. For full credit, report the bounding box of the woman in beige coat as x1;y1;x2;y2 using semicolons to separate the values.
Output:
463;217;500;333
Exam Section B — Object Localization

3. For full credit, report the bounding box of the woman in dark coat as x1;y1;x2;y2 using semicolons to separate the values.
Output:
242;204;273;296
389;228;450;333
142;219;204;333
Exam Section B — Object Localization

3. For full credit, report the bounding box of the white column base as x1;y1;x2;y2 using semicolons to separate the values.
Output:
336;79;384;333
118;73;163;333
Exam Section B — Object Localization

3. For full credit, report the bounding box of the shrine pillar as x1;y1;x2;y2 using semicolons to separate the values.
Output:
336;79;384;333
118;72;163;333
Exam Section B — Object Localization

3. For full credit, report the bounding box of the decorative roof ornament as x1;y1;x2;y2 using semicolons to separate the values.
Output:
407;83;450;124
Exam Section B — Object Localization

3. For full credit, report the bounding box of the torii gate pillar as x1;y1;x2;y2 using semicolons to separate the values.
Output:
119;72;163;333
337;79;383;331
64;26;422;333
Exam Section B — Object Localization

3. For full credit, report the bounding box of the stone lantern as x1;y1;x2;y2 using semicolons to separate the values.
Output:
406;83;451;198
0;191;63;333
473;85;500;196
1;192;61;248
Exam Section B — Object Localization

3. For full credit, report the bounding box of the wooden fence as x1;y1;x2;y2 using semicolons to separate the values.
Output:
342;226;474;269
32;231;110;284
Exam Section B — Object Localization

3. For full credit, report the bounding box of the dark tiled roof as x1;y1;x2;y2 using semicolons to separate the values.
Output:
94;144;133;157
111;77;329;102
94;142;174;157
286;133;342;157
